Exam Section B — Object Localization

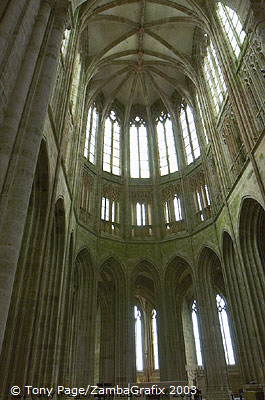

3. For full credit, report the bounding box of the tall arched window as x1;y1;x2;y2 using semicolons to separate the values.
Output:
156;112;178;175
134;306;144;371
216;294;235;365
84;103;98;164
180;104;201;165
191;300;203;366
204;42;227;114
130;116;150;178
103;111;121;175
217;3;246;58
152;309;159;370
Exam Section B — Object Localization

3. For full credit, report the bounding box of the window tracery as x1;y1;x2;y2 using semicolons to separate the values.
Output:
134;305;159;375
80;170;93;225
180;104;201;164
217;3;246;58
151;309;159;370
216;294;235;365
191;300;203;367
204;42;227;114
161;184;185;234
190;173;211;223
101;185;120;235
155;111;178;175
84;103;98;164
131;192;152;238
130;116;150;178
103;110;121;176
240;39;265;141
134;305;144;372
196;95;209;144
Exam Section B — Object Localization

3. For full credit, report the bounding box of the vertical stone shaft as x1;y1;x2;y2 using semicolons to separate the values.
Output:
0;4;67;353
0;0;52;194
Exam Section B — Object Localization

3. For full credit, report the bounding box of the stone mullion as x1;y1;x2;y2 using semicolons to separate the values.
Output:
147;106;161;239
123;103;131;239
0;1;68;354
94;109;104;236
143;306;153;380
196;278;229;400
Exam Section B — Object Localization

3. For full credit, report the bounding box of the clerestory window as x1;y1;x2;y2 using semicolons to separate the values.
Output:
204;42;227;114
180;104;201;165
103;110;121;176
156;111;178;175
84;103;98;164
217;3;246;58
130;116;150;178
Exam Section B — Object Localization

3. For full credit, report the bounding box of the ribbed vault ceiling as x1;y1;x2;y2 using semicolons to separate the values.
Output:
77;0;209;107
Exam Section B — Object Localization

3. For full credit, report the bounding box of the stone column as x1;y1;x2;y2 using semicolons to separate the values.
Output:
0;0;53;193
160;285;188;382
0;1;68;354
196;283;230;400
0;0;31;65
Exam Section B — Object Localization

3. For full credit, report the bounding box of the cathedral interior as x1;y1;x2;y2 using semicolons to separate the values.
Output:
0;0;265;399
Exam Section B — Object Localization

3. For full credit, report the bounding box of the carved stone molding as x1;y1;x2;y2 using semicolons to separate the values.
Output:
130;189;153;202
103;183;120;201
161;183;182;202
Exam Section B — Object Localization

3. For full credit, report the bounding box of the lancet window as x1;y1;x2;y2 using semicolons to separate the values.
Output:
156;111;178;175
103;110;121;175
